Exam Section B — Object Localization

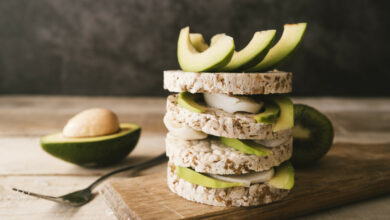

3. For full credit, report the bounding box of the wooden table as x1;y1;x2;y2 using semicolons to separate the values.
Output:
0;96;389;220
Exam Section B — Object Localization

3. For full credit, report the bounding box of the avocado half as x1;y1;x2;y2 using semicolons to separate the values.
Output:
41;123;141;167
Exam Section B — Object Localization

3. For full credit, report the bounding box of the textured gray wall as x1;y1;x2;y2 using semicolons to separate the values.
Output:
0;0;389;96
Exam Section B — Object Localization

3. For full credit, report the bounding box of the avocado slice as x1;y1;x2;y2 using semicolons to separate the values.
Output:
219;30;276;71
220;137;270;156
268;95;294;131
177;164;292;189
177;92;208;113
268;161;294;190
247;23;307;72
253;101;280;124
176;166;245;188
41;123;141;167
189;33;208;52
210;34;224;46
177;27;235;72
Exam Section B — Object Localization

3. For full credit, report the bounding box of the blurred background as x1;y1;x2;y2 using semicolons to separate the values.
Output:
0;0;389;97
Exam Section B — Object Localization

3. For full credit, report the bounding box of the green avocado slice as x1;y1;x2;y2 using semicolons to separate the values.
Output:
210;34;224;46
220;137;270;156
247;23;307;72
176;166;245;188
268;96;294;131
269;161;295;190
219;30;276;71
177;27;235;72
189;33;209;52
177;92;208;113
253;101;281;124
41;123;141;167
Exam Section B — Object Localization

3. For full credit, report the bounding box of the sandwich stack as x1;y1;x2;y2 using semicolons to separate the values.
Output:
163;23;306;207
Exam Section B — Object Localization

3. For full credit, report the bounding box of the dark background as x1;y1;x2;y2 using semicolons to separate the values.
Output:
0;0;389;97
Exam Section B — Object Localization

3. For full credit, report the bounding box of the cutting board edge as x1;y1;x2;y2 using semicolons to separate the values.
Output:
199;179;390;220
100;143;390;220
101;174;390;220
101;182;141;220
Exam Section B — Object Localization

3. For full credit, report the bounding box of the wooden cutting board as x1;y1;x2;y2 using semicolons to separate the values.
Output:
101;142;390;220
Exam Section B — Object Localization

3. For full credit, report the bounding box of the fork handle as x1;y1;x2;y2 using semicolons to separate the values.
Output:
87;153;167;190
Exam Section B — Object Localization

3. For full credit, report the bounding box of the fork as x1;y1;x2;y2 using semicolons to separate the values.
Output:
12;153;167;206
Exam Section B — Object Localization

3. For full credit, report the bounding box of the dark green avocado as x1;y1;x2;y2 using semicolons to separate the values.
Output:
40;123;141;167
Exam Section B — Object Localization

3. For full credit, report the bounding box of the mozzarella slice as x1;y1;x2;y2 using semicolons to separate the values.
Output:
209;169;274;187
163;115;207;140
204;93;263;114
254;136;290;148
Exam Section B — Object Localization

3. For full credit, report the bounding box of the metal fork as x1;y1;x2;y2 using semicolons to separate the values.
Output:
12;153;167;207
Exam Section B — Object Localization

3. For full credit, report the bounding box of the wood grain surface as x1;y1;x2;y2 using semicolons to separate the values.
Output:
1;96;390;220
101;142;390;220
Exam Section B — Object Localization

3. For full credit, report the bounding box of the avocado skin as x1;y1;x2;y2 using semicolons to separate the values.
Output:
41;126;141;167
247;23;307;72
207;48;234;71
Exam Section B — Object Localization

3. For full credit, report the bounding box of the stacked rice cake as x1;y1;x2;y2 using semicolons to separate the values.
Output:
163;70;295;207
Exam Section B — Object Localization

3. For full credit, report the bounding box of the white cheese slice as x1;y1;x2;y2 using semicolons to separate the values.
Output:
204;93;263;114
254;136;290;148
163;115;207;140
209;168;274;187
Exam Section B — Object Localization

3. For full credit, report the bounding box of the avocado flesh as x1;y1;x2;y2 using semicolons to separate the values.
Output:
210;34;224;46
177;27;235;72
247;23;307;72
253;101;280;124
268;161;294;190
177;164;290;189
41;123;141;167
268;96;294;131
176;166;244;188
219;30;276;71
220;137;270;156
189;33;208;52
178;92;208;113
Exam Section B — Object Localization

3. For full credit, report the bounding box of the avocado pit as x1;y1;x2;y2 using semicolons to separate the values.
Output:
41;108;141;167
63;108;119;138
